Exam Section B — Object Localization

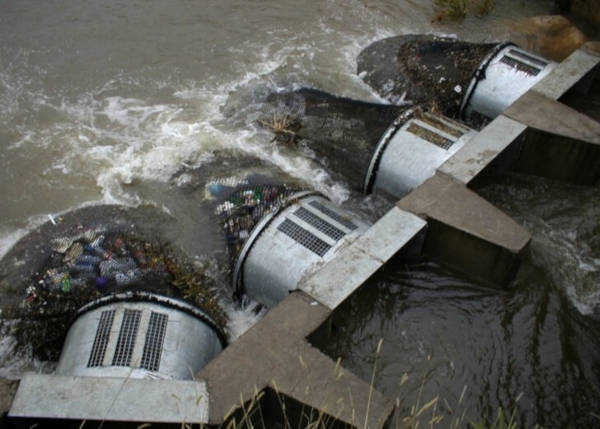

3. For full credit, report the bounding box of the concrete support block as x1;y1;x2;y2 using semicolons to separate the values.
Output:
533;41;600;100
397;173;531;286
198;292;393;429
438;115;527;185
504;90;600;185
9;375;209;424
300;207;427;310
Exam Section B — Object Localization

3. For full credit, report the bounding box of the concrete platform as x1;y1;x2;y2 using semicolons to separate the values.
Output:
532;41;600;100
504;91;600;184
398;173;531;285
438;114;527;185
300;207;427;310
198;292;393;429
10;374;209;424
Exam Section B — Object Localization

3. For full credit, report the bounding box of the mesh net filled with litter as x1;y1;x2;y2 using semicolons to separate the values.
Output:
214;184;307;268
1;230;226;361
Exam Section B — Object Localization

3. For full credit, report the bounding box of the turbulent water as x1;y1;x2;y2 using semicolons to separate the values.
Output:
320;175;600;428
2;0;599;427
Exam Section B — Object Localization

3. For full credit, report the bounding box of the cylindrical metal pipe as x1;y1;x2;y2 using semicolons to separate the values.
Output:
460;44;557;120
56;292;225;380
262;89;478;200
365;109;477;197
229;193;369;307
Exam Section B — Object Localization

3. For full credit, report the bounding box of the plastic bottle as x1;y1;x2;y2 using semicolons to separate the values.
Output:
61;275;71;293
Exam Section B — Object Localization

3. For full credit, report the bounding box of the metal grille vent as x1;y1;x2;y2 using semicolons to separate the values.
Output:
140;312;168;372
406;123;454;150
112;309;141;367
508;49;548;68
293;207;346;241
499;49;545;76
418;113;470;138
308;201;358;231
277;218;332;257
87;310;115;367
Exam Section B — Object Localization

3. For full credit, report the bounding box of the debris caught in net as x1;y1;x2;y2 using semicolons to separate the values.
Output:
2;229;226;361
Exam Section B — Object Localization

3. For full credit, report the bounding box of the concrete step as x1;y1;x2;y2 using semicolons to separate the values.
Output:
398;173;531;286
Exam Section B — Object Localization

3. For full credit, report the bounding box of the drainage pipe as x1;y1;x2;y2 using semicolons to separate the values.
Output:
460;44;557;120
56;292;226;380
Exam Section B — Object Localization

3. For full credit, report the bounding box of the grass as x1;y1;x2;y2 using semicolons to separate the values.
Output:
470;407;519;429
68;337;540;429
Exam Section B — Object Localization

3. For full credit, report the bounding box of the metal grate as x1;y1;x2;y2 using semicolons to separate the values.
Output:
308;201;357;231
293;207;346;241
508;49;548;68
406;123;454;150
499;55;541;76
140;312;168;372
112;309;141;367
419;113;469;138
87;310;115;367
277;219;332;257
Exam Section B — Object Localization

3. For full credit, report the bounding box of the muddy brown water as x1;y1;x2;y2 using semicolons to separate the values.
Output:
1;0;600;427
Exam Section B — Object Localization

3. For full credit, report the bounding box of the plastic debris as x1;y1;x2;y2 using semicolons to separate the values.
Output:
64;243;84;263
5;226;227;361
216;184;306;265
60;276;71;293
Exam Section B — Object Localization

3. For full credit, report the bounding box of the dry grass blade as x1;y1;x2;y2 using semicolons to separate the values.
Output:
257;111;301;145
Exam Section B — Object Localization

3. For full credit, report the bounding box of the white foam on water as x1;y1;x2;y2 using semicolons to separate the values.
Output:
221;300;268;342
0;323;56;379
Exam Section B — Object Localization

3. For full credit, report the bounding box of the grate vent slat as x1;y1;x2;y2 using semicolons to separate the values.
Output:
406;123;454;150
112;309;141;367
277;219;332;257
507;49;548;68
140;312;168;372
500;55;541;76
293;207;346;241
308;201;357;231
87;310;115;367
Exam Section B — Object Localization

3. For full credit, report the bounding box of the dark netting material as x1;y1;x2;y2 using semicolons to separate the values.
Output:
214;184;308;268
3;229;226;360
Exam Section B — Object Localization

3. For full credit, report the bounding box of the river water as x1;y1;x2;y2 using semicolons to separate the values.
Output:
1;0;599;427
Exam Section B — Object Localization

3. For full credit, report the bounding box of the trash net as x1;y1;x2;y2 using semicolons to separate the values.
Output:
2;229;226;361
213;184;308;268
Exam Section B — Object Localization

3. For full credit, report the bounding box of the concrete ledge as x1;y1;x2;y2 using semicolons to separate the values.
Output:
198;292;392;428
504;90;600;185
300;207;427;310
533;41;600;100
397;173;531;285
9;374;209;424
505;90;600;145
438;115;527;185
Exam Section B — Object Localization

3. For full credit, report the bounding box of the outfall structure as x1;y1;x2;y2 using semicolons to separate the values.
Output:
2;40;599;428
